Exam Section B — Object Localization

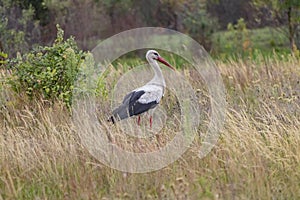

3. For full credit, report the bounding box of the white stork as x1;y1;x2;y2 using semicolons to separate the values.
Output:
108;50;175;128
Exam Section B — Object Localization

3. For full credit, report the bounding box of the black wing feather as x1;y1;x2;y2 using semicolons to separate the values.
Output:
129;101;158;116
109;90;158;123
128;90;158;116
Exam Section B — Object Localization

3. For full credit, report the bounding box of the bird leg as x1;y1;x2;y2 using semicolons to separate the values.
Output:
149;116;153;129
137;115;141;126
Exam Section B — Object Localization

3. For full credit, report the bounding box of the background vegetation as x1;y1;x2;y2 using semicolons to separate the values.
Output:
1;0;299;57
0;0;299;199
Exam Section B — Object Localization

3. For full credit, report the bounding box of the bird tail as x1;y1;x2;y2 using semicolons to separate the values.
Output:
107;116;115;124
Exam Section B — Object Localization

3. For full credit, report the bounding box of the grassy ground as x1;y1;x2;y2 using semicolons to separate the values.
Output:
0;55;299;199
211;27;290;60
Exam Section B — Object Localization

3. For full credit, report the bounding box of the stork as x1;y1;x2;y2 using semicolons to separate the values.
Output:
108;50;175;128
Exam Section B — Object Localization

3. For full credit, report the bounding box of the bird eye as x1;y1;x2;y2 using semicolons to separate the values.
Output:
154;52;158;56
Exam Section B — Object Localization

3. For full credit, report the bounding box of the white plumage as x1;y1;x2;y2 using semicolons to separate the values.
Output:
136;84;164;104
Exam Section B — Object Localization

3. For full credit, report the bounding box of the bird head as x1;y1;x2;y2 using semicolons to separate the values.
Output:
146;50;175;70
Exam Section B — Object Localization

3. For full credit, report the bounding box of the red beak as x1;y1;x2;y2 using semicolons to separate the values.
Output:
157;57;175;70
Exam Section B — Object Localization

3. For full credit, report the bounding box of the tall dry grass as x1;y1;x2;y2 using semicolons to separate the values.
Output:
0;56;299;199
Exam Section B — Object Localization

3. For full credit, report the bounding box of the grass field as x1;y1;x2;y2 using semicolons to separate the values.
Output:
211;27;291;60
0;54;299;199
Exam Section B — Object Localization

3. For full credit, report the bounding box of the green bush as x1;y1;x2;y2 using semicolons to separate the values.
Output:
0;51;8;66
8;25;85;106
226;18;251;55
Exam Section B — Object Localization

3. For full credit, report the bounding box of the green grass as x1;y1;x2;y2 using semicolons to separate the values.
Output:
211;26;291;60
0;55;300;199
101;26;292;65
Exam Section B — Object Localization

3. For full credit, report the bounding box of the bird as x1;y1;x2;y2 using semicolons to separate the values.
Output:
108;50;175;128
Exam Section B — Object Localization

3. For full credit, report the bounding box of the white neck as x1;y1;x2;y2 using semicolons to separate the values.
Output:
147;58;166;88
